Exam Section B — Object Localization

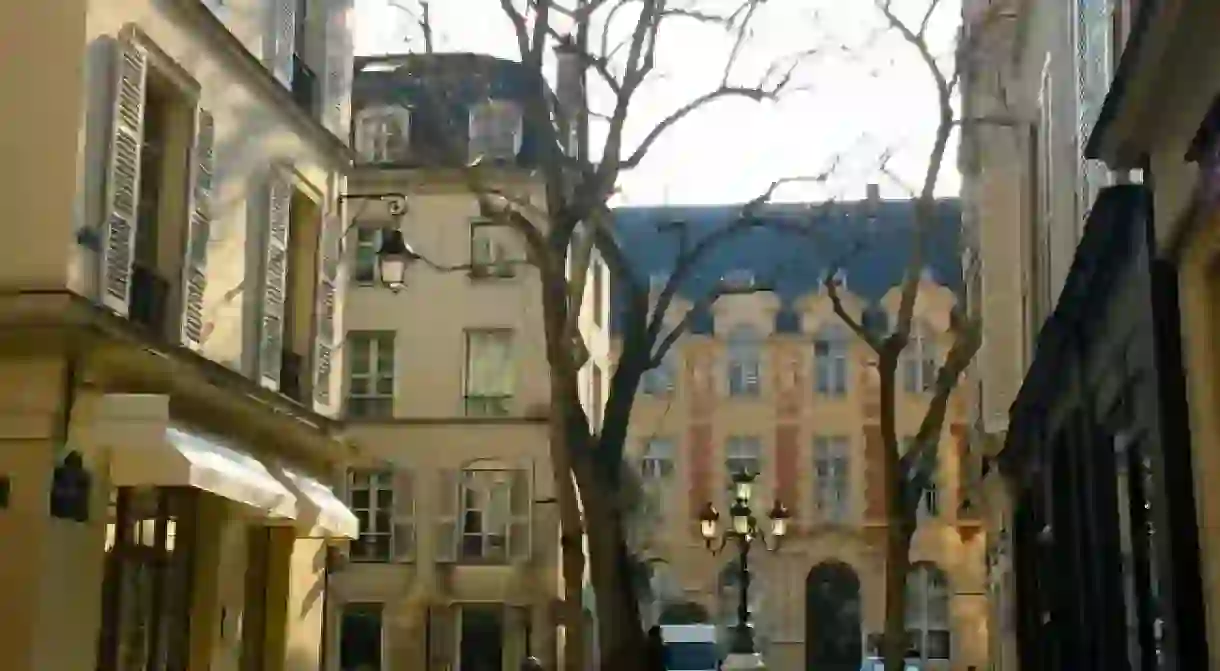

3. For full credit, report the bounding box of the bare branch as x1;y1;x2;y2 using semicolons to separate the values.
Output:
825;269;883;353
918;0;944;38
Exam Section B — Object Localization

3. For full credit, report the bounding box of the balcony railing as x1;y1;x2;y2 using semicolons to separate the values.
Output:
291;55;320;119
280;349;307;403
130;264;171;337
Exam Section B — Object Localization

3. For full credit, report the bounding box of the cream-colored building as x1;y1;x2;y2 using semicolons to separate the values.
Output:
327;53;610;671
620;265;986;671
0;0;359;670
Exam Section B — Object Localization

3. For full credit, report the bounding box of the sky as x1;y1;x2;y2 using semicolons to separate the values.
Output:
353;0;963;206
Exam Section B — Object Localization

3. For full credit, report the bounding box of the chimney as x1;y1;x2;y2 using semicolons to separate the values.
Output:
554;40;585;155
866;183;880;202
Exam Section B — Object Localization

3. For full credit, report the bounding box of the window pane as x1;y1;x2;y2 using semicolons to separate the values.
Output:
351;489;370;509
350;340;370;373
376;339;395;371
349;377;370;395
376;376;394;395
375;488;393;509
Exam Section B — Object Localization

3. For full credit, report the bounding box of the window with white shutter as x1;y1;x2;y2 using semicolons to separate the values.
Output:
258;176;292;389
813;323;849;396
179;109;214;351
392;469;415;562
264;0;296;87
468;219;515;278
354;106;410;163
314;211;340;412
348;468;394;562
508;466;532;561
463;329;514;417
434;469;459;562
99;38;148;318
321;0;354;139
902;320;938;394
345;331;394;418
456;462;531;563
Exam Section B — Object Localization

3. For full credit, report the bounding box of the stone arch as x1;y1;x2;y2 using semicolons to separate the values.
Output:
805;561;863;671
658;600;712;624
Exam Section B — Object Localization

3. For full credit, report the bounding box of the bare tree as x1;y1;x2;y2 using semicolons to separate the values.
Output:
384;1;816;668
808;2;1017;669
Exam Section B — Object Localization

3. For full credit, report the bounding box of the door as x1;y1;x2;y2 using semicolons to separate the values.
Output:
459;606;504;671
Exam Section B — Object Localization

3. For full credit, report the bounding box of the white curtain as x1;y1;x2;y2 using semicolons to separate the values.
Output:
467;332;513;396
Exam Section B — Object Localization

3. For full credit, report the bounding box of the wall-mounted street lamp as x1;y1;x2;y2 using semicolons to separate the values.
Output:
697;470;790;669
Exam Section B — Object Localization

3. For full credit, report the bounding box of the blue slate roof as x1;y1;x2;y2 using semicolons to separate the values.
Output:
610;199;962;334
352;52;547;168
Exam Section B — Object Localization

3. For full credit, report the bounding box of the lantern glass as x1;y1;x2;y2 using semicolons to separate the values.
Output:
732;473;754;502
769;499;790;538
730;500;751;536
697;503;719;540
376;229;416;291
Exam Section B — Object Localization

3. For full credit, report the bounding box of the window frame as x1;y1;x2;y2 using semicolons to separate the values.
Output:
725;435;762;478
353;226;386;285
641;350;677;395
338;602;386;671
457;463;530;563
902;321;938;393
354;105;410;163
468;218;516;279
346;331;396;418
813;323;850;396
641;437;676;480
463;328;515;417
813;435;851;522
347;468;395;562
468;99;523;162
905;563;951;661
726;326;762;397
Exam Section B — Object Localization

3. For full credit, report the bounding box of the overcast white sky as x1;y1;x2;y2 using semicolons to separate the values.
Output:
353;0;963;206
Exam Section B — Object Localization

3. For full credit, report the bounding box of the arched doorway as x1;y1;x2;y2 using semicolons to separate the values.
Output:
805;561;863;671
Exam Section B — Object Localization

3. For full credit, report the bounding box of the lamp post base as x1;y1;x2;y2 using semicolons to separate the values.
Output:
721;652;766;670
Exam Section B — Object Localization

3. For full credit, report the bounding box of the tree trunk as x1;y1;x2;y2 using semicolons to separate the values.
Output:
583;479;648;669
882;518;914;671
548;389;588;671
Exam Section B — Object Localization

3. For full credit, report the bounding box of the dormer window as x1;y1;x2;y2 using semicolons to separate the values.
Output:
354;105;410;163
469;100;523;162
721;270;755;291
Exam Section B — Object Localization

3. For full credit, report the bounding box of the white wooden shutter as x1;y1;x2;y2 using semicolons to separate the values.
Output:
258;176;292;389
180;109;215;351
313;211;339;413
427;605;457;669
508;464;532;561
321;0;354;139
99;38;148;317
265;0;296;87
392;469;415;562
434;468;458;562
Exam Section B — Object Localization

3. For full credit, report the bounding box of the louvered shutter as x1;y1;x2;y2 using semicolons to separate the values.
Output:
393;468;415;562
99;38;148;317
180;109;214;351
258;176;292;389
321;0;354;139
434;468;458;563
265;0;296;87
427;605;457;669
313;211;340;413
508;465;532;561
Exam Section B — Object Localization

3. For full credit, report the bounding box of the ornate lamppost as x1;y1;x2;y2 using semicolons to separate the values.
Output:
697;471;790;670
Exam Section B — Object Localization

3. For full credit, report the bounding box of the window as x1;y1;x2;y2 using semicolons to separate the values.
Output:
906;563;951;661
921;477;940;518
813;436;851;522
642;350;676;395
468;99;522;162
813;323;849;396
902;321;938;393
726;326;761;397
458;463;530;562
591;364;604;433
464;329;514;416
347;331;395;418
469;220;515;278
98;487;198;671
641;438;676;480
354;105;410;163
339;603;384;671
725;436;762;478
348;468;414;562
353;227;387;285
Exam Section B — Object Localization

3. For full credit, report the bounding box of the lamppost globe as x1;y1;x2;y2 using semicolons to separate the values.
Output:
730;500;751;536
768;499;790;538
731;470;755;503
376;228;418;292
698;502;720;541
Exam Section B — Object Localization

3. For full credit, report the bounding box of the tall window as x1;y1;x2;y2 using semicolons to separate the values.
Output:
641;438;676;480
813;436;851;522
470;220;515;278
458;462;531;562
353;227;386;285
726;326;761;397
813;323;849;396
98;487;198;671
354;105;410;163
468;100;523;161
906;563;951;661
346;331;395;418
348;468;414;562
464;329;514;416
902;321;938;393
725;436;762;477
339;603;384;671
641;350;676;395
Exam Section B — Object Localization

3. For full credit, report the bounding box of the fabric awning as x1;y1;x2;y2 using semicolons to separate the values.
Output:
109;424;298;520
280;467;360;540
